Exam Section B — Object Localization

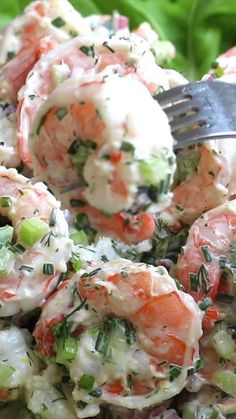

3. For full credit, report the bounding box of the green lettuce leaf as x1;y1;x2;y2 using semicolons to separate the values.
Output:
0;0;236;80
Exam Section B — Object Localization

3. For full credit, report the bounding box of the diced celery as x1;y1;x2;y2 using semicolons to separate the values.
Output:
211;329;236;360
0;363;15;385
56;336;78;365
0;246;15;275
0;196;12;207
79;374;94;391
69;230;88;246
0;225;13;246
197;406;219;419
139;158;169;184
182;404;196;419
151;40;175;66
19;218;49;247
212;370;236;396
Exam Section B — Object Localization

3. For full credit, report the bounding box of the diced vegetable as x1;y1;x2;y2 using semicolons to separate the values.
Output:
197;406;219;419
69;230;88;246
0;363;15;385
19;218;49;247
79;375;95;391
211;329;236;360
0;246;15;275
0;225;13;246
0;196;12;207
212;370;236;396
140;158;169;184
56;336;78;365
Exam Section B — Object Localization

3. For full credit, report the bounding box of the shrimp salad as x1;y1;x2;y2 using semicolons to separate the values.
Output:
0;1;236;418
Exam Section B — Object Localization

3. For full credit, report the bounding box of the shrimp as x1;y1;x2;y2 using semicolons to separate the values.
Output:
175;199;236;302
29;73;175;244
18;32;169;165
0;321;38;401
0;166;72;317
161;142;231;228
0;0;91;101
34;259;202;416
0;0;92;167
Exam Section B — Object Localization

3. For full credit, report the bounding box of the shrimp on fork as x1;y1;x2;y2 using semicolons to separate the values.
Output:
29;73;175;244
18;32;169;165
34;259;202;417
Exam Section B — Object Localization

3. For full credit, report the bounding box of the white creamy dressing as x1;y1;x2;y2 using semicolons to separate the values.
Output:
0;324;38;397
0;102;19;167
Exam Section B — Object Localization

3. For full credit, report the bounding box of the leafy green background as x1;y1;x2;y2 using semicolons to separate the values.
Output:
1;0;236;80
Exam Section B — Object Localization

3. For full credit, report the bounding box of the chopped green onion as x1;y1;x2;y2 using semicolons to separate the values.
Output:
0;363;15;385
0;225;13;246
56;336;78;365
51;17;65;27
84;139;97;149
76;401;87;410
75;213;90;229
7;51;15;60
79;375;94;391
49;208;57;227
169;364;182;381
43;263;55;275
19;265;34;272
88;388;102;398
120;141;135;153
198;297;212;311
55;107;68;121
0;247;15;275
19;218;49;247
0;196;12;207
219;256;228;269
147;184;159;202
212;370;236;396
67;138;81;155
190;273;199;291
211;329;236;360
79;45;95;57
9;243;25;254
72;145;90;173
95;330;110;356
70;199;86;207
201;246;213;262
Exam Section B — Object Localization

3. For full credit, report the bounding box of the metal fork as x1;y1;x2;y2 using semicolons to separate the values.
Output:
155;80;236;149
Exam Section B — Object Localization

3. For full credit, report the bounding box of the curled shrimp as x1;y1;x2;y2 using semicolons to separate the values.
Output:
18;32;169;165
34;259;202;416
0;166;72;317
29;73;175;243
175;199;236;302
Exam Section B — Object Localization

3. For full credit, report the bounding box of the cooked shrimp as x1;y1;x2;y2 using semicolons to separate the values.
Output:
18;32;169;165
0;321;38;401
161;141;231;228
175;199;236;302
34;259;202;416
29;73;175;244
0;166;72;317
0;0;91;101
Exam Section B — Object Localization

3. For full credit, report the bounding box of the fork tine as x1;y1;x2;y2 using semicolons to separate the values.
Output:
170;113;207;132
164;97;208;119
154;84;189;106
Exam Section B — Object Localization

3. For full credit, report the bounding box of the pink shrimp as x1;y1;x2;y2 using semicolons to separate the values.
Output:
0;166;72;317
29;73;175;243
18;32;169;165
34;259;202;414
175;199;236;302
0;0;91;101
